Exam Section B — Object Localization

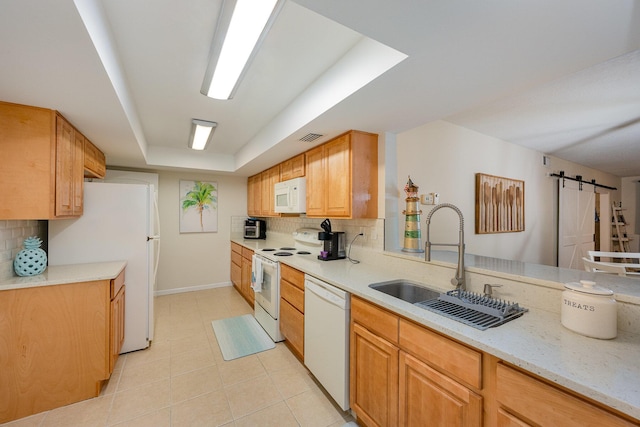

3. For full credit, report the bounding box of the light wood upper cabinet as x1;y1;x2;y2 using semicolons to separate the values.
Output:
0;101;103;219
260;165;280;216
55;115;84;217
247;174;261;217
247;165;280;217
280;153;305;181
305;130;378;219
246;130;377;218
304;144;326;217
84;138;106;179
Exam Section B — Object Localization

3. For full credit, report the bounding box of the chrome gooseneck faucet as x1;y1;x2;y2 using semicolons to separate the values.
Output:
425;203;465;291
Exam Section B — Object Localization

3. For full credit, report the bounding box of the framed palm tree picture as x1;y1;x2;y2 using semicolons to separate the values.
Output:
179;180;218;233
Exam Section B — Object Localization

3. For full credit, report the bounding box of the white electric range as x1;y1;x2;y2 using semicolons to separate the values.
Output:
251;229;321;342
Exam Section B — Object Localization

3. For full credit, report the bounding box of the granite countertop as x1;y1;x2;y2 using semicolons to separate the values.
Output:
0;261;127;290
234;236;640;421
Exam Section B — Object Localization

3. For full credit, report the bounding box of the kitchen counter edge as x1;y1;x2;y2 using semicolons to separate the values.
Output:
233;237;640;421
0;261;127;290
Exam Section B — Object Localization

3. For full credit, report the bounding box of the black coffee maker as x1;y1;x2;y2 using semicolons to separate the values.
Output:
318;219;346;261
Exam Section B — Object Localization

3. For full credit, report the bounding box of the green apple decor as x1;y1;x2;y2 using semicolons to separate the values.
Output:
14;236;47;276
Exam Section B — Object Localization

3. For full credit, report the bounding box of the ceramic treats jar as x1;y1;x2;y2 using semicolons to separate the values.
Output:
561;280;617;339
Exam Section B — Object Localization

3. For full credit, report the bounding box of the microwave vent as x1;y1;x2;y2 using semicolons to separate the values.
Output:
299;133;323;142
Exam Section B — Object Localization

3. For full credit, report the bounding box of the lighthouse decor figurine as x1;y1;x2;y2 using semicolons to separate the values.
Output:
402;176;424;253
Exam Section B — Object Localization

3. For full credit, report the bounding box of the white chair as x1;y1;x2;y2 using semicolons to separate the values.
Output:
588;251;640;264
582;257;628;277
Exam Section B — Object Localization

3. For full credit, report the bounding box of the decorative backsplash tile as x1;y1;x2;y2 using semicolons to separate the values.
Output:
230;216;385;252
265;217;385;252
0;220;47;281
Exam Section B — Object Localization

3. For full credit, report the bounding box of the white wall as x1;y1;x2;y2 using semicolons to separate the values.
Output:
155;171;247;292
392;120;621;265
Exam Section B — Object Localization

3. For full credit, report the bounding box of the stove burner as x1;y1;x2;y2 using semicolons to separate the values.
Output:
274;252;293;256
280;247;296;251
262;248;276;251
296;251;311;255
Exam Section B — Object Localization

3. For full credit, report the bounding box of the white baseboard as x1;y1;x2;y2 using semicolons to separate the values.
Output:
155;281;232;296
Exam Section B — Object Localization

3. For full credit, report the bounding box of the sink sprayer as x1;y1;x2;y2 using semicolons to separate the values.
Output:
424;203;465;291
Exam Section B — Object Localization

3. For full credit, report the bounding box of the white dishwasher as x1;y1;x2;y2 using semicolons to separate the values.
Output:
304;274;350;411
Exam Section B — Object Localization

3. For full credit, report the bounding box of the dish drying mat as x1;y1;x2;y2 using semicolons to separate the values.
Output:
416;289;528;330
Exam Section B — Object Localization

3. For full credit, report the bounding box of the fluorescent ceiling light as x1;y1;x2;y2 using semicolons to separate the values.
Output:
201;0;283;100
189;119;217;150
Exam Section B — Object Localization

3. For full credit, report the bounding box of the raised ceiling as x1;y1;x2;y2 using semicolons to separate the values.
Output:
1;0;639;177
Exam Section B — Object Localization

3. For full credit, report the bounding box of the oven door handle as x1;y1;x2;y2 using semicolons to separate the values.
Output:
257;256;278;268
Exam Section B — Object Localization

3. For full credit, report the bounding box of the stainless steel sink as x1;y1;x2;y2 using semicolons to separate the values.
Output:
369;280;528;330
369;280;440;303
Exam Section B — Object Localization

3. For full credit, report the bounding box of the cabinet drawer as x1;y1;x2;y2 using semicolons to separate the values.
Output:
231;241;242;254
231;250;242;266
281;279;304;313
496;363;635;427
281;264;304;289
280;298;304;358
351;296;398;344
242;247;254;259
399;318;481;389
110;269;125;299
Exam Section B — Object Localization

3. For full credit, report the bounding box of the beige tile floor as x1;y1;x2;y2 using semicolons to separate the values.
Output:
3;286;356;427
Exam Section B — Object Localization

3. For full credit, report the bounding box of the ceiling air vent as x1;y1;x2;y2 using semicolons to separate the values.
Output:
299;133;323;142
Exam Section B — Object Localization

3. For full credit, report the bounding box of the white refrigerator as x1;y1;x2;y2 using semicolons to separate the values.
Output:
48;181;160;353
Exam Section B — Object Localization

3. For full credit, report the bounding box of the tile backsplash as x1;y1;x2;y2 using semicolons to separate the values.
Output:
0;220;47;281
231;216;385;252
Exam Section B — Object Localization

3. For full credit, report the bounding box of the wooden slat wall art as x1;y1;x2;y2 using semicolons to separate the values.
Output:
475;173;525;234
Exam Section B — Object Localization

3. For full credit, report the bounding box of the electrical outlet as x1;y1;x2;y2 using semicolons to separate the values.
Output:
420;194;434;205
359;227;366;239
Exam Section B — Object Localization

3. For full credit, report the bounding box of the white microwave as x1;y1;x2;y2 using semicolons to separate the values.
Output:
274;177;306;213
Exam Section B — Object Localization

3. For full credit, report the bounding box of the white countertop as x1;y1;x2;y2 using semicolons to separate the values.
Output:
0;261;127;290
234;236;640;421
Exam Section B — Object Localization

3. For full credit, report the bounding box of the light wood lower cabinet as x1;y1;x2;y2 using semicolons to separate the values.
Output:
351;296;480;427
495;363;637;427
351;322;399;427
240;247;254;306
279;264;305;360
230;242;254;306
230;242;242;293
399;351;482;427
351;296;639;427
109;284;125;373
0;270;125;423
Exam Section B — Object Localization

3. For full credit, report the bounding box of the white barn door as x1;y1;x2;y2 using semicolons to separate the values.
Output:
558;180;595;269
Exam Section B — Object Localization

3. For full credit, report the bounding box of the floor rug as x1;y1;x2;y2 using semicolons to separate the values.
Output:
212;314;275;361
